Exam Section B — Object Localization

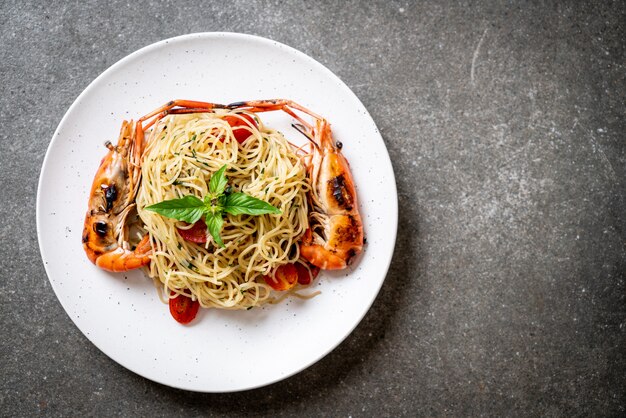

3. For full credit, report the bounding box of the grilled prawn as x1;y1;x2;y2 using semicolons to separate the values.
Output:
82;119;150;272
299;118;363;269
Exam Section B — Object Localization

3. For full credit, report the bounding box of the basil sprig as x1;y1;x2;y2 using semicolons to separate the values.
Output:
145;165;280;247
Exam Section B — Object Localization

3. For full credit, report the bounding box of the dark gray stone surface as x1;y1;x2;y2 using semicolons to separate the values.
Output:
1;1;624;416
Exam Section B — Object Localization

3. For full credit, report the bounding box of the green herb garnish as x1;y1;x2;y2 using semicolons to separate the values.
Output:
145;164;281;247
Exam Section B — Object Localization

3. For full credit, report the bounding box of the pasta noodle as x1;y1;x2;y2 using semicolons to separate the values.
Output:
136;111;309;309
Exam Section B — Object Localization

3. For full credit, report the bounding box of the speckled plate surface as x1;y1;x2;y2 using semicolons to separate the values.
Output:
36;33;397;392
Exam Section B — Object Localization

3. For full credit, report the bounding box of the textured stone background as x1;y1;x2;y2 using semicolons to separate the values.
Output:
1;1;625;416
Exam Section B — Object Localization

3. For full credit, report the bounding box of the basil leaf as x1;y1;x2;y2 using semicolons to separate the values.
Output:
209;165;228;196
145;196;207;223
223;193;281;216
205;212;225;248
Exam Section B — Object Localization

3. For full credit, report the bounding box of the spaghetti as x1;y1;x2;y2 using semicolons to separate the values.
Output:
136;111;309;309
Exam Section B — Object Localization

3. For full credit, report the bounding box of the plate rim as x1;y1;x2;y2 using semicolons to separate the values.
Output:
36;32;398;392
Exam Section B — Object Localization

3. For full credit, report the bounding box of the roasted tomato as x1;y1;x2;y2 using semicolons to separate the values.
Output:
169;292;200;324
295;262;320;285
176;219;208;243
264;264;298;291
223;113;257;143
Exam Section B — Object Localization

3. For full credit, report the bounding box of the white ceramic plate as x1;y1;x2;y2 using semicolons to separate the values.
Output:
37;33;397;392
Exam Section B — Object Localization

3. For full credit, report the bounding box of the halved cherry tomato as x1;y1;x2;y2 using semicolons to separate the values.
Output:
264;264;298;291
295;262;320;285
223;114;257;143
176;219;208;243
169;292;200;324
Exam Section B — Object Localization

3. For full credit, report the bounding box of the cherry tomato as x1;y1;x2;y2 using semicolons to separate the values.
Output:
176;219;207;243
264;264;298;291
223;114;257;143
169;292;200;324
295;262;320;285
